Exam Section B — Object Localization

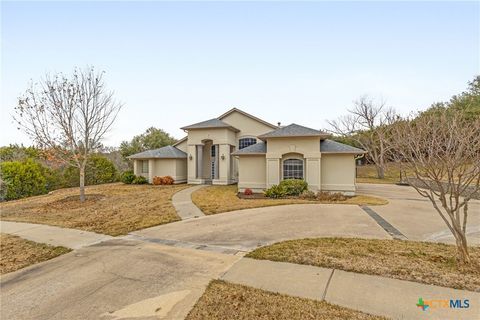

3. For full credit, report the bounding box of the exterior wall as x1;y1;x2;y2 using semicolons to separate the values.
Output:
265;137;322;191
220;111;275;141
174;159;187;183
186;128;237;185
321;154;356;195
238;156;266;192
133;158;187;184
221;111;276;183
174;138;188;152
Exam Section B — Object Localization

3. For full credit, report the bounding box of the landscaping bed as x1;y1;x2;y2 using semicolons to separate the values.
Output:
0;233;71;274
192;185;387;215
0;183;190;236
247;238;480;291
186;280;386;320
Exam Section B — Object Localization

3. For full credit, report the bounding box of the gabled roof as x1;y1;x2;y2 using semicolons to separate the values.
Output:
258;123;329;140
173;136;187;147
320;139;366;154
231;141;267;156
180;118;240;132
127;145;187;159
218;108;279;129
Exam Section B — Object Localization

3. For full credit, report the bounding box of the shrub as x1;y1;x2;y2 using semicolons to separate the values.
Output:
299;190;316;200
162;176;174;185
244;188;253;195
132;175;148;184
279;179;308;196
0;159;47;201
64;155;118;187
264;184;286;198
152;176;162;185
317;191;347;202
121;170;136;184
152;176;174;185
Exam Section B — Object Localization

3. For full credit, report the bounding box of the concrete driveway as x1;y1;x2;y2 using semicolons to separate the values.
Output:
133;203;390;252
357;183;480;245
1;238;239;320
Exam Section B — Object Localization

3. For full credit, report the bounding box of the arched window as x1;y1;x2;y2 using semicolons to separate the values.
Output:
239;137;257;150
283;159;304;180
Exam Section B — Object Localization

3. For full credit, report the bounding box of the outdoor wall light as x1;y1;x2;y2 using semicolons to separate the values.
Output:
189;154;193;160
221;154;225;160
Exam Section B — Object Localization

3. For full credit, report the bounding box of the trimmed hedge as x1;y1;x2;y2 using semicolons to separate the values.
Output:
0;159;47;201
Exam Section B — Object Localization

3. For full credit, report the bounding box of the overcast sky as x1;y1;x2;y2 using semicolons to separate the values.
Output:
1;1;479;147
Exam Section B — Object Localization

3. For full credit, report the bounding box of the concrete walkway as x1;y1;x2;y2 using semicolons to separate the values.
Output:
222;258;480;320
171;185;205;220
0;221;112;249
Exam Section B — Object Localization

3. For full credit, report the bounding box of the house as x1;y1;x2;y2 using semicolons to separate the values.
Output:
128;108;365;195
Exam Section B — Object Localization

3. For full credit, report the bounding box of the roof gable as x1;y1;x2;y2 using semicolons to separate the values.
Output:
127;145;187;159
258;123;329;139
320;139;366;154
180;118;240;132
218;108;278;129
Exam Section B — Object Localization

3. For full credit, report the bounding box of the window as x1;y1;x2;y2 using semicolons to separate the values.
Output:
141;160;149;173
211;145;216;157
239;137;256;150
283;159;303;180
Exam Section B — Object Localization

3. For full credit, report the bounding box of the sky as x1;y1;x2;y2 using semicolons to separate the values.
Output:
1;1;479;147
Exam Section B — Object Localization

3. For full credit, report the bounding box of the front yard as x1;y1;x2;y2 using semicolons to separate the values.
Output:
0;233;71;274
192;185;387;215
0;183;190;236
186;280;386;320
247;238;480;291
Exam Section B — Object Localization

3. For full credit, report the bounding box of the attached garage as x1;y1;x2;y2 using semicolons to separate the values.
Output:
128;146;187;184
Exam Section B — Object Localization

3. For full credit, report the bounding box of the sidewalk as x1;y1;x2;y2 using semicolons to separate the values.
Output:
0;221;112;249
221;258;480;320
171;185;205;220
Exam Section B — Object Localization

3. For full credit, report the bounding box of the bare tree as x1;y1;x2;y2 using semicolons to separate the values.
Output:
391;109;480;264
328;96;396;179
14;67;122;202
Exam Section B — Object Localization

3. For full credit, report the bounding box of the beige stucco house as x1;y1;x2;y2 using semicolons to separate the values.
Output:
128;108;365;195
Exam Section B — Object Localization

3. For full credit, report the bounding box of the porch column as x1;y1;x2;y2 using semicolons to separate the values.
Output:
196;145;203;179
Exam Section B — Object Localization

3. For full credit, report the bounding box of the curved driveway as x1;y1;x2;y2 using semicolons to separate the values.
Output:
133;202;390;252
357;183;480;245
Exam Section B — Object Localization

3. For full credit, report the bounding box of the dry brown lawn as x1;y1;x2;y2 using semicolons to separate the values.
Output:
192;185;387;215
247;238;480;291
186;280;386;320
0;233;71;274
0;183;190;236
356;163;406;184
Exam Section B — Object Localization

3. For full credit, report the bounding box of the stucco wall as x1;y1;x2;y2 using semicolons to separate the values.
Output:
238;156;266;192
174;138;187;152
321;154;356;195
174;159;187;183
220;111;274;142
265;137;322;190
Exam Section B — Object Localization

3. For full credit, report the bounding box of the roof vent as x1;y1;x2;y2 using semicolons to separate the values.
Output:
277;122;281;127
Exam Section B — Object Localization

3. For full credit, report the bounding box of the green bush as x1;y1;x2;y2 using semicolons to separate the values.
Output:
279;179;308;196
63;155;117;187
0;159;47;201
121;170;136;184
132;175;148;184
264;184;286;198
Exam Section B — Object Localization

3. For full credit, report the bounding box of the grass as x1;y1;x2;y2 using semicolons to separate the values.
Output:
247;238;480;291
0;233;71;274
356;163;406;184
0;183;190;236
186;280;386;320
191;185;387;215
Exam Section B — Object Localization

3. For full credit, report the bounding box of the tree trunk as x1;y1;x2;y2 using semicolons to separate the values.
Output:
454;231;471;264
79;164;86;202
376;165;385;179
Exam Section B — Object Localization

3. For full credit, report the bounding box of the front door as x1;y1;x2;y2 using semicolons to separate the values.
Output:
211;145;218;179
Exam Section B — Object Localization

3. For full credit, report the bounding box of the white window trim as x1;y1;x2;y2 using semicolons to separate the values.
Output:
282;158;305;180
